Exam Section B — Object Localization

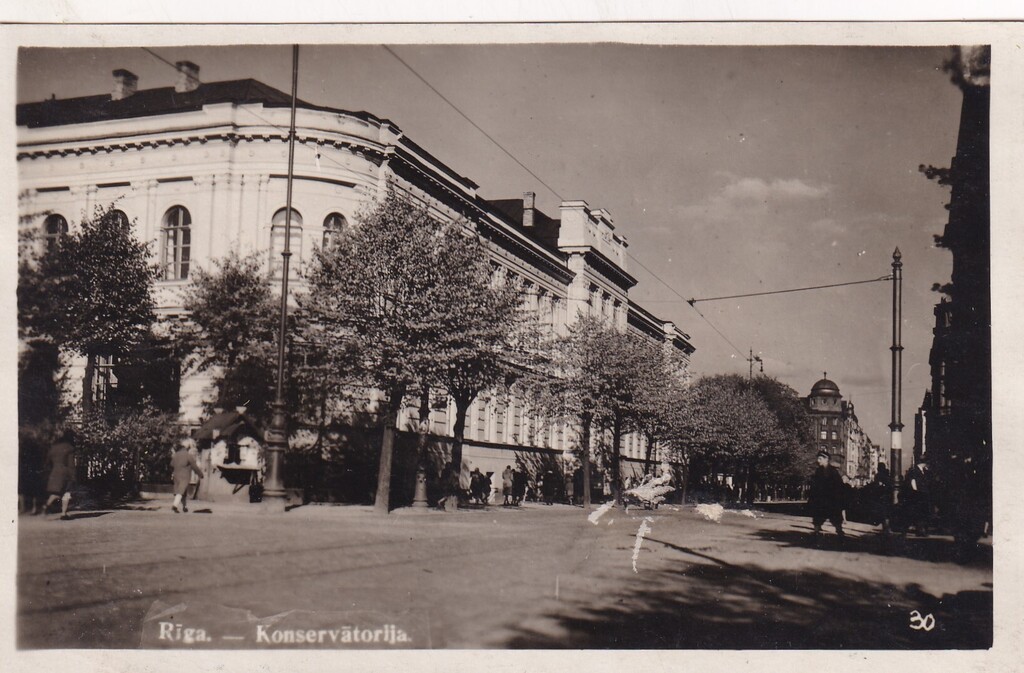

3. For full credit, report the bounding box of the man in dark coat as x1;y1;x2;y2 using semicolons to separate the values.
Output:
44;430;77;520
902;459;932;536
808;450;845;540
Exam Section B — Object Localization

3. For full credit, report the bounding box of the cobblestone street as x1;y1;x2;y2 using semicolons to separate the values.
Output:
17;500;992;650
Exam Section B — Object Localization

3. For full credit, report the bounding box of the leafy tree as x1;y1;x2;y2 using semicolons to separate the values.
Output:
177;251;280;422
670;374;813;503
549;314;656;507
746;375;816;490
425;237;531;491
303;189;521;512
76;404;184;500
632;342;690;474
18;203;157;421
37;204;157;359
546;315;608;508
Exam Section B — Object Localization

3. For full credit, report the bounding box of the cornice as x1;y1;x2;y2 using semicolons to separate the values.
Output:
17;131;386;165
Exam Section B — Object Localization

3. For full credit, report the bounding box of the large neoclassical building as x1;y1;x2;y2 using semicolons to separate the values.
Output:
17;61;694;481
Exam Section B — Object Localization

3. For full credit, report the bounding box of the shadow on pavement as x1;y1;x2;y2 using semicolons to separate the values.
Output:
503;536;992;649
752;525;993;567
63;512;112;521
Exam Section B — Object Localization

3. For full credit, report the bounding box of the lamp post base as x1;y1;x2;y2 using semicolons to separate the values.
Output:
260;489;289;513
412;467;429;508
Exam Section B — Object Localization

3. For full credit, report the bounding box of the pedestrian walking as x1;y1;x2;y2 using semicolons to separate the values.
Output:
902;459;932;536
808;450;845;541
573;466;584;506
512;469;527;506
171;442;203;513
438;461;459;511
502;465;513;506
841;474;855;524
542;469;556;505
870;462;894;531
470;468;492;505
564;469;575;506
43;430;76;520
187;441;202;501
19;436;45;515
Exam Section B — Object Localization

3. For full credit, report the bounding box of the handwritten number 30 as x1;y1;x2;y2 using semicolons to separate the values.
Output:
909;610;936;631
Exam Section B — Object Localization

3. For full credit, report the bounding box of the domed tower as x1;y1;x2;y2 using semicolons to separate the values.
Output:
807;372;847;470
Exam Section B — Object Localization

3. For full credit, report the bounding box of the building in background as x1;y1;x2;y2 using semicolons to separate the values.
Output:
16;60;694;494
806;374;878;481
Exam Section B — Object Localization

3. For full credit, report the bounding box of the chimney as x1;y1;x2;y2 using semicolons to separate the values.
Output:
111;69;138;100
174;61;201;93
523;191;535;228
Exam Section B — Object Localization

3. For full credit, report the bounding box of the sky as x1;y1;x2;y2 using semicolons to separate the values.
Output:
17;43;966;447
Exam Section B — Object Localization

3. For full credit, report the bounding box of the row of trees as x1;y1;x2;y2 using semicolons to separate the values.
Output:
18;190;818;510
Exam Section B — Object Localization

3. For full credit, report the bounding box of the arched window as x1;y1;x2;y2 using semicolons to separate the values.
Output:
109;209;130;230
322;212;346;249
271;207;303;279
43;214;68;253
161;206;191;280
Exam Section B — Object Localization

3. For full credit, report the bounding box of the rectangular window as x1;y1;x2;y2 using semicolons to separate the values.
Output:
510;399;521;443
476;400;488;441
431;408;447;435
820;430;827;440
89;354;119;411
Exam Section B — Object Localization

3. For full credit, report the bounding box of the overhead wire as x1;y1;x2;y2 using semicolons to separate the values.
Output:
376;46;751;360
687;275;893;305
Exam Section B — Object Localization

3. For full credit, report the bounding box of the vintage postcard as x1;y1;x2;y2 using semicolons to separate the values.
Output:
2;11;1021;673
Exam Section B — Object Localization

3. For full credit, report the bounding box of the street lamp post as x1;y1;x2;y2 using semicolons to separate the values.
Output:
262;45;300;512
889;247;904;489
747;347;763;380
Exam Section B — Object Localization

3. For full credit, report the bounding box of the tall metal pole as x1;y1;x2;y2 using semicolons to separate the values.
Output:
889;248;904;485
263;45;300;511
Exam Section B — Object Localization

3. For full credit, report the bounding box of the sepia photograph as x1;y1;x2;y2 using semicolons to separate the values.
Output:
4;14;1019;672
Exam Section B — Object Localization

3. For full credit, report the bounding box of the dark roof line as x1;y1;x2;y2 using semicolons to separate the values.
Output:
16;78;381;129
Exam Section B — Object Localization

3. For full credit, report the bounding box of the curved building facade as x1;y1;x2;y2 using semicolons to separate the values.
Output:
17;62;695;489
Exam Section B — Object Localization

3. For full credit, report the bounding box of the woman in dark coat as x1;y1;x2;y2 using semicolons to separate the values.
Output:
44;430;76;520
171;443;204;513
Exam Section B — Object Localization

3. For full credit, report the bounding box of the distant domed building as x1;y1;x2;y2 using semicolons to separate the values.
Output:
806;373;879;481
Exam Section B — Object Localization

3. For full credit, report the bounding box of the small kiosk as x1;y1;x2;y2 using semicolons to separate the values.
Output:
192;407;264;502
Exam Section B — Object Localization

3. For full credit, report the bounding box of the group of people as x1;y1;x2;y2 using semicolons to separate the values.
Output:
435;461;585;509
499;465;530;506
808;449;934;542
18;429;205;518
18;430;78;520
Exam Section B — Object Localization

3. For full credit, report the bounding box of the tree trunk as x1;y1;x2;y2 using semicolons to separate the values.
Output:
611;412;623;507
746;461;757;504
581;413;592;508
83;353;95;415
449;393;473;510
416;387;431;465
374;387;404;514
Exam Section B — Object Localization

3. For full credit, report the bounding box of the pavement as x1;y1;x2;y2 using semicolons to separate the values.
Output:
16;498;993;649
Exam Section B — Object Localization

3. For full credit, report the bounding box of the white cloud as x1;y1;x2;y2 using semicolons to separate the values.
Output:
676;175;832;225
720;177;831;203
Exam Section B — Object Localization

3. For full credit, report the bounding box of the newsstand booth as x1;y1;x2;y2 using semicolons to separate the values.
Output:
192;408;264;502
